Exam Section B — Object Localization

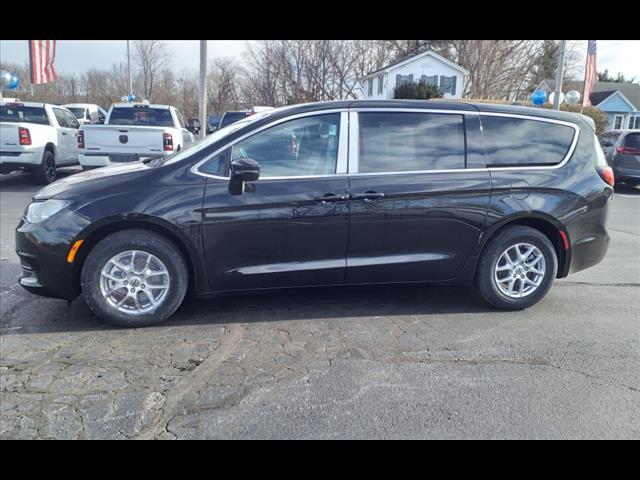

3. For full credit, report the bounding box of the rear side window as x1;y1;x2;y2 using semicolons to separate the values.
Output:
108;107;174;127
0;105;49;125
481;116;575;167
358;112;466;173
623;132;640;149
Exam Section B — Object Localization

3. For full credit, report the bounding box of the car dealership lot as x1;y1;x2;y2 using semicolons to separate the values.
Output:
1;169;639;439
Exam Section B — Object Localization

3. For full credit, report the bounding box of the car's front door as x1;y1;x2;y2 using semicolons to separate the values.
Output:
199;111;350;292
345;109;491;284
52;108;77;164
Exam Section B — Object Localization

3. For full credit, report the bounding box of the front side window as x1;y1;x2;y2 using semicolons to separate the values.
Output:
481;116;575;167
230;113;341;177
358;112;466;173
63;110;80;129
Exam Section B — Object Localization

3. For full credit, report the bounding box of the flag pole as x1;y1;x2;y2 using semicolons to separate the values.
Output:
198;40;208;139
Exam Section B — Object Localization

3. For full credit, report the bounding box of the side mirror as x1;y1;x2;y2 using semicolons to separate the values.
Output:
230;157;260;183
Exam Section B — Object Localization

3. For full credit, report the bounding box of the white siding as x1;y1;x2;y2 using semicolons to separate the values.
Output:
363;55;466;100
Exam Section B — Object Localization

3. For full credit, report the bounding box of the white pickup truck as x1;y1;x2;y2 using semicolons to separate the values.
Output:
0;101;81;184
78;103;195;168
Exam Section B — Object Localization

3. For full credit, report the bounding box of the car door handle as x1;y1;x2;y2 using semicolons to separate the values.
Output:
352;191;386;202
313;193;349;204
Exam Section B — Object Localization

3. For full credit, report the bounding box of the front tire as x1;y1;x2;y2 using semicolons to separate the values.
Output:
476;225;558;310
81;229;188;327
32;150;57;185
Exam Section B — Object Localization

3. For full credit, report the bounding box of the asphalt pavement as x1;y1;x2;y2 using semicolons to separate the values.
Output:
1;168;638;439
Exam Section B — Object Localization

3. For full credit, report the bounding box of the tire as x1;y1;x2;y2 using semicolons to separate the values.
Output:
476;225;558;310
32;149;57;185
81;229;188;327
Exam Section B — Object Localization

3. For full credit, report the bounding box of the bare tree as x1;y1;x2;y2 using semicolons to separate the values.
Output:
131;40;170;101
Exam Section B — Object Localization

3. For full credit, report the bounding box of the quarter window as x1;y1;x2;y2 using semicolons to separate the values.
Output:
358;112;466;173
230;113;341;177
481;116;575;167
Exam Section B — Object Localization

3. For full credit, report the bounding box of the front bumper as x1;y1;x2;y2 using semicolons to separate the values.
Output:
15;208;91;301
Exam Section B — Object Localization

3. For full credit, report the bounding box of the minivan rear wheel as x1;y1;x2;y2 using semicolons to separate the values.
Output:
477;225;558;310
81;229;188;327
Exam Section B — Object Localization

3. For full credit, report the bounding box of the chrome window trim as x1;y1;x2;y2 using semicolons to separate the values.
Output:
191;108;348;180
192;107;581;180
349;108;580;175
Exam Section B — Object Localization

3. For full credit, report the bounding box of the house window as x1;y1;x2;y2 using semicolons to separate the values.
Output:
420;75;438;86
439;75;457;95
396;74;413;87
614;115;624;130
377;75;384;94
368;78;373;97
628;115;640;129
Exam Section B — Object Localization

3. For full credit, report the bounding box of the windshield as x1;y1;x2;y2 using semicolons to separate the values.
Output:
0;105;49;125
108;106;174;126
163;110;276;166
67;107;86;119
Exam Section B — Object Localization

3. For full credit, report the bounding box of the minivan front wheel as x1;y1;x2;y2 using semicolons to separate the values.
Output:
477;225;558;310
81;229;188;327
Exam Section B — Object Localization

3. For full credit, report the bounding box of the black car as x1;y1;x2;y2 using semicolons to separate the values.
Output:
16;100;614;327
218;110;253;129
598;129;640;186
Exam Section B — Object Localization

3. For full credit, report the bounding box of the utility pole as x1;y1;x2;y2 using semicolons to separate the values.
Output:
127;40;133;99
553;40;566;111
198;40;208;139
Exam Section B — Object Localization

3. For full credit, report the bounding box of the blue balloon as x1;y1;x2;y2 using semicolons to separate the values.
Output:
127;94;136;102
531;89;547;106
7;72;20;90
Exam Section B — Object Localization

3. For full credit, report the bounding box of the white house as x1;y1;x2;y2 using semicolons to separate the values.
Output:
359;50;469;100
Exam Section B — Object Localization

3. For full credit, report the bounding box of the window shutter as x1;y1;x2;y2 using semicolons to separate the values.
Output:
440;75;445;91
409;74;414;82
421;75;427;83
450;76;457;95
396;74;401;87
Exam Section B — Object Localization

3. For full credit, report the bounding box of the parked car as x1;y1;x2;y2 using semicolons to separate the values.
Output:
218;106;274;129
1;100;81;184
186;118;201;135
63;103;108;125
598;129;640;186
16;100;613;327
77;102;195;169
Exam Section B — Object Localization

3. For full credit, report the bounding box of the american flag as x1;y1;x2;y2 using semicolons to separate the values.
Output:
582;40;597;107
29;40;58;85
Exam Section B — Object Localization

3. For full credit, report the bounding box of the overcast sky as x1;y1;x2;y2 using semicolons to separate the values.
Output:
1;40;639;81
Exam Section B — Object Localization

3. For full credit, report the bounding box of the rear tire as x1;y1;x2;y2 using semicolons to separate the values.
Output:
476;225;558;310
81;229;188;327
33;150;57;185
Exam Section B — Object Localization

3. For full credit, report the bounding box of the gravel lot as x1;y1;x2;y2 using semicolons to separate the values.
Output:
1;167;639;439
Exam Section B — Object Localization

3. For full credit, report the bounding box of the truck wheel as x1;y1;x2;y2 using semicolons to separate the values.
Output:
81;229;189;328
33;150;57;185
476;225;558;310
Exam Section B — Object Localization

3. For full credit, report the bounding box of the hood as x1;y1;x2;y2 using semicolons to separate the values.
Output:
34;162;153;200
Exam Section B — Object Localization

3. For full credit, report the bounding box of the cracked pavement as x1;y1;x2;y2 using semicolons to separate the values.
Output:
1;169;639;439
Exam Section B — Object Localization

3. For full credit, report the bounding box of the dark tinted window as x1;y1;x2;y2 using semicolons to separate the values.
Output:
220;112;249;128
200;149;229;176
623;132;640;149
231;113;340;177
108;107;174;126
358;112;466;172
0;105;49;125
481;116;575;167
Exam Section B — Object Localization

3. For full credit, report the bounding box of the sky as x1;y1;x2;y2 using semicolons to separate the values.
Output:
1;40;639;81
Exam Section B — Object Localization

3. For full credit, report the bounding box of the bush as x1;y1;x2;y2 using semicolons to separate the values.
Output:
394;81;443;100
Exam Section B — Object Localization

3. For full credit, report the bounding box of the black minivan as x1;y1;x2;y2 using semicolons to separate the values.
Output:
16;100;614;327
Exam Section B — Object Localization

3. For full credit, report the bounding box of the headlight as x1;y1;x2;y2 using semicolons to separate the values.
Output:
25;199;71;224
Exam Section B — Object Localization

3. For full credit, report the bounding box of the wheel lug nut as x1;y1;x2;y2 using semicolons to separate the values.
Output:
130;288;135;293
520;274;524;278
141;285;145;289
124;281;128;285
